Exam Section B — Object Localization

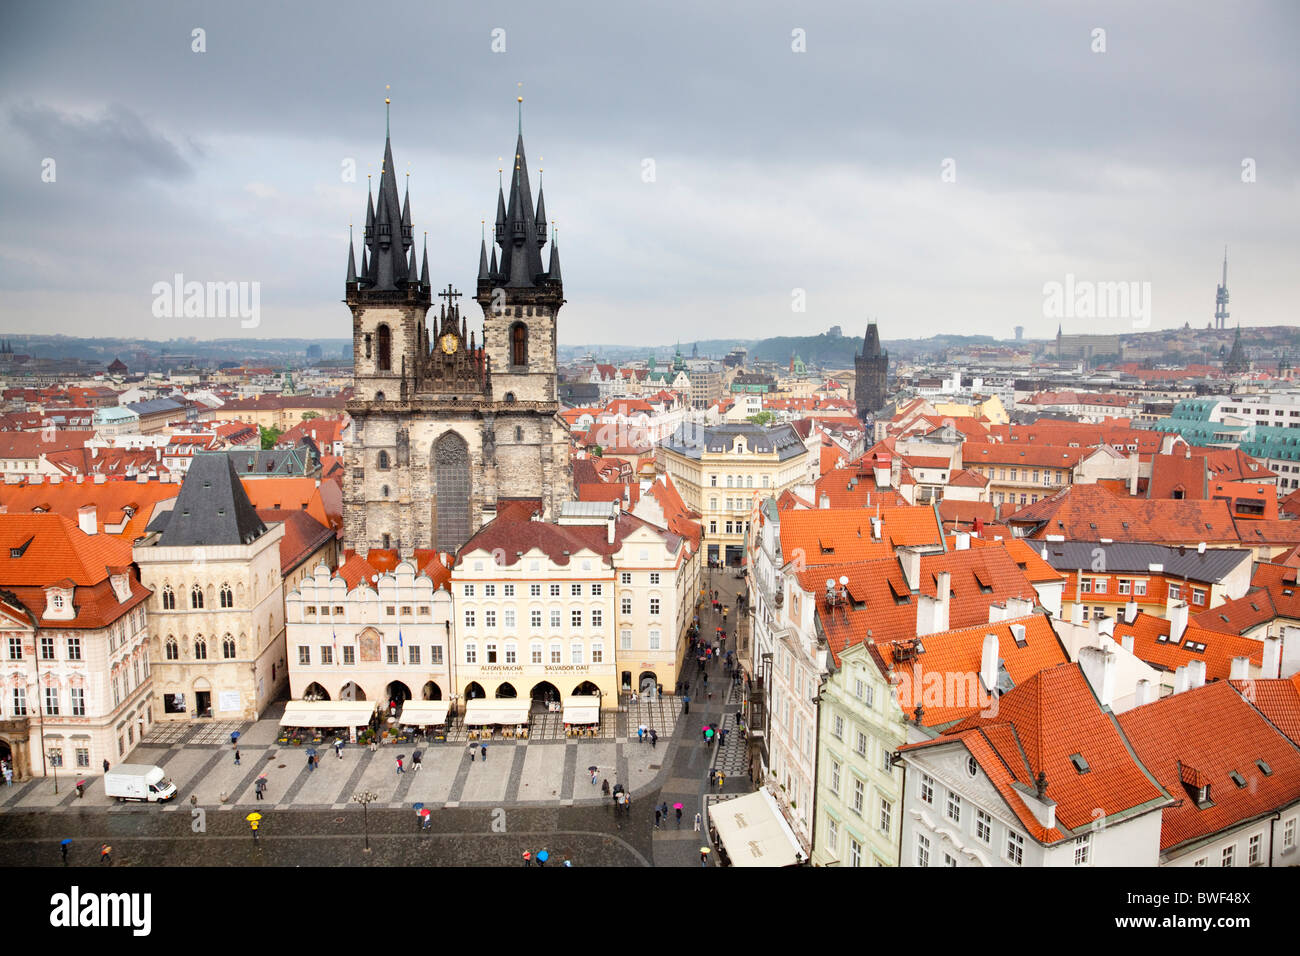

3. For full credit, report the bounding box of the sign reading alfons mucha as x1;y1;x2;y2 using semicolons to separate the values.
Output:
479;664;592;675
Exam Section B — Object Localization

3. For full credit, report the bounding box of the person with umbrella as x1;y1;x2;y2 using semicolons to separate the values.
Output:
334;738;344;759
674;803;683;827
412;749;423;772
536;848;549;867
420;808;432;830
682;694;690;714
61;838;71;864
395;755;405;774
589;766;599;786
255;774;267;801
306;750;316;772
480;743;487;761
700;846;711;867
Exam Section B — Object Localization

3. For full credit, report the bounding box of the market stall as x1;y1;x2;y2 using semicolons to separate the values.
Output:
463;699;531;739
278;700;378;743
562;695;601;736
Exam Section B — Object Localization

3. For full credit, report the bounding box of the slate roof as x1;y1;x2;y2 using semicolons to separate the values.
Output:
661;423;808;461
152;454;268;547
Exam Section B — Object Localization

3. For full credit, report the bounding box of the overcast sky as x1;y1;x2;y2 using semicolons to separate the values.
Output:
1;1;1296;348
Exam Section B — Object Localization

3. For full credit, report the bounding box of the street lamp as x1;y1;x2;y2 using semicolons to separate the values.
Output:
352;789;378;854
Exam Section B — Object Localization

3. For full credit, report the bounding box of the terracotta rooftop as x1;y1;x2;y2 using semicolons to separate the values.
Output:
1110;611;1264;681
0;479;178;540
779;505;943;567
1118;681;1300;854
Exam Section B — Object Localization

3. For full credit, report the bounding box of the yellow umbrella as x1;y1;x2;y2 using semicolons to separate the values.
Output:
245;812;262;822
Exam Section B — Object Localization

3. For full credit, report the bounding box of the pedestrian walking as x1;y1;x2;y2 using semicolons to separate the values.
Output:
637;725;644;745
234;748;241;766
676;806;683;827
654;808;661;829
335;740;344;759
307;753;315;772
650;728;658;748
396;757;404;774
3;765;12;786
702;725;709;742
683;695;690;714
61;841;68;864
590;768;598;785
703;672;709;686
522;850;533;866
468;743;476;762
601;778;610;797
100;844;112;865
720;729;728;747
694;812;702;832
103;759;110;774
255;777;266;800
700;847;710;866
481;744;487;761
413;753;422;772
369;738;378;753
718;771;726;789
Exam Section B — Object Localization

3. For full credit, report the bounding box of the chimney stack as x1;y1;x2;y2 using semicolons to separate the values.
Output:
934;571;951;632
1174;665;1189;694
1124;600;1138;624
955;531;970;551
980;633;999;692
77;505;97;536
1229;656;1251;681
1263;636;1281;678
1135;679;1156;706
1121;633;1135;654
1128;451;1140;496
899;547;922;592
1167;600;1189;644
1187;659;1207;690
819;493;830;509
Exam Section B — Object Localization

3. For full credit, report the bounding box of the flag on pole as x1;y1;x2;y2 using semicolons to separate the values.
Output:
332;626;338;664
398;628;404;648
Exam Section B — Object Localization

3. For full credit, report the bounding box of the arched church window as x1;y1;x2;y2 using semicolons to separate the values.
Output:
378;450;390;470
515;426;523;442
377;325;392;372
510;323;528;367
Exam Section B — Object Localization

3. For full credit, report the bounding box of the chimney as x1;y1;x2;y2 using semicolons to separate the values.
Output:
1078;644;1116;709
1005;596;1034;618
934;571;951;632
1121;633;1135;654
1187;659;1207;690
955;531;970;551
1174;665;1189;694
1124;599;1138;624
1128;451;1140;496
819;493;830;509
77;505;97;536
980;633;999;692
1167;600;1189;643
1135;679;1156;706
1197;541;1206;555
1263;635;1281;678
870;516;882;540
1229;656;1251;681
899;547;921;592
606;513;616;545
1070;603;1084;627
988;602;1006;624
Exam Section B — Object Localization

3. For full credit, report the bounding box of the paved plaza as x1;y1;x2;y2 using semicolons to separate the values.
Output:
0;570;756;866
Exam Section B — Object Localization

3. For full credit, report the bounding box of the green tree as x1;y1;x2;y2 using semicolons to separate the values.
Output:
747;411;775;426
260;426;282;450
301;411;320;421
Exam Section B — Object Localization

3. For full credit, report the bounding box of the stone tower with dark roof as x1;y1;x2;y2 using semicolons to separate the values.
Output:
854;321;889;421
343;103;572;557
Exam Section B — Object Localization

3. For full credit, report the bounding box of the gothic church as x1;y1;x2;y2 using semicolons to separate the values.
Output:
343;110;572;555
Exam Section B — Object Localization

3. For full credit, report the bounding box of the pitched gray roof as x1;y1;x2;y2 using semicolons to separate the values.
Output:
661;423;808;461
153;453;267;547
1038;541;1250;584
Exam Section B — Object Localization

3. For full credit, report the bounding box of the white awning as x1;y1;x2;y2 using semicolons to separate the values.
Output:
463;699;530;726
710;789;805;867
398;701;450;726
561;695;601;724
280;700;377;728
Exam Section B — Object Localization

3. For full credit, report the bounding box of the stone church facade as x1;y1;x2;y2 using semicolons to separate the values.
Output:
343;116;572;555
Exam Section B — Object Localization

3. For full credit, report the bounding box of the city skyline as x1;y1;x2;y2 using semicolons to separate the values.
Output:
2;2;1297;345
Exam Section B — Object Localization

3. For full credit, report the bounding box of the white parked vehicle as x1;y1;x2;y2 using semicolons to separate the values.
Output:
103;764;177;803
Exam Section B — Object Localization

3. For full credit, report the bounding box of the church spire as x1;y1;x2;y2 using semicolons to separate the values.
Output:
346;224;357;285
479;219;490;281
421;232;430;288
362;101;410;290
548;224;562;282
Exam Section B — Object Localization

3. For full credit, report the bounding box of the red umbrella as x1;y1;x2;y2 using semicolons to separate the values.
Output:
419;808;431;818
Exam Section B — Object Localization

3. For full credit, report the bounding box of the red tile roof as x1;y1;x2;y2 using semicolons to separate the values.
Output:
905;663;1170;844
255;508;335;574
779;505;942;566
1110;611;1263;680
0;479;179;540
1191;590;1278;636
1232;675;1300;747
1147;453;1207;500
459;511;673;568
1118;681;1300;853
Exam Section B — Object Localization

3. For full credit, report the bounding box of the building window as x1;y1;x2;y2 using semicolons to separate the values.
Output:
463;584;475;598
6;637;20;660
191;585;204;609
826;817;839;853
39;636;55;660
1168;584;1181;600
1192;588;1207;606
570;583;582;597
165;637;179;660
528;584;541;598
830;761;841;795
503;584;515;598
70;688;85;716
916;834;930;868
67;637;82;661
879;799;892;836
621;572;632;584
484;642;498;664
386;645;399;665
649;597;660;616
194;638;207;660
220;584;234;608
44;687;59;716
1094;578;1107;594
1133;580;1147;596
1080;578;1092;594
1006;831;1024;866
162;586;175;610
571;610;583;629
48;747;64;768
621;596;632;615
376;324;391;371
946;791;962;825
852;779;865;816
1248;833;1261;865
1074;834;1092;866
484;584;497;598
919;773;934;805
1221;845;1235;867
11;688;26;716
298;646;311;665
76;747;90;768
549;584;561;598
550;610;562;629
550;643;562;665
592;642;604;663
465;643;477;664
531;642;543;664
485;610;497;629
976;809;992;844
848;837;861;868
1285;818;1296;851
510;322;528;367
648;629;661;651
591;609;603;629
571;643;584;665
620;630;632;651
342;646;355;665
1118;579;1130;595
855;730;867;756
832;714;844;740
530;610;542;629
464;610;476;629
222;636;236;659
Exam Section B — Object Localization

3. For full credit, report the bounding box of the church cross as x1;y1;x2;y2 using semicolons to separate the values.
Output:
438;285;462;308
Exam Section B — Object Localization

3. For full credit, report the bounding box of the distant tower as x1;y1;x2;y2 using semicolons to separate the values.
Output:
1224;325;1249;375
854;322;889;420
1215;247;1230;330
1014;325;1024;341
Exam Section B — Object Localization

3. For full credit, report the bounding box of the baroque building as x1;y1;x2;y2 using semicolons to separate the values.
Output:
854;322;889;420
343;109;572;556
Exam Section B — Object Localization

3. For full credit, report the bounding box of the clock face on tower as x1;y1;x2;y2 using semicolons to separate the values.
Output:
438;333;458;355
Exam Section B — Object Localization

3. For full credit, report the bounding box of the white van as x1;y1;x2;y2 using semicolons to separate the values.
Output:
103;764;178;803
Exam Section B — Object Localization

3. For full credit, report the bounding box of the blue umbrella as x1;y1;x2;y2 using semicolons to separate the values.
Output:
60;838;72;846
305;747;318;757
537;849;549;863
412;802;425;812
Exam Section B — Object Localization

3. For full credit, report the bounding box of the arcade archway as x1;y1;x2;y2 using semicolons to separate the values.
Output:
421;681;443;701
495;682;518;699
302;682;330;701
